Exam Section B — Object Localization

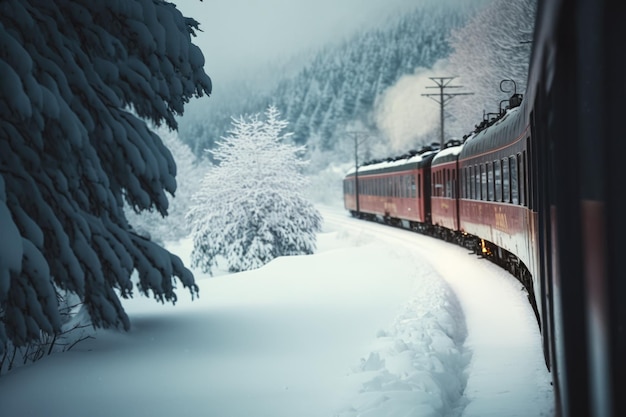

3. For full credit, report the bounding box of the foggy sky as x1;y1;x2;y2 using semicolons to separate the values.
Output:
174;0;420;83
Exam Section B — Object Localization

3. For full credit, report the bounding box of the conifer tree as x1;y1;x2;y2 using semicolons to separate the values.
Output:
446;0;536;134
0;0;211;351
188;106;322;275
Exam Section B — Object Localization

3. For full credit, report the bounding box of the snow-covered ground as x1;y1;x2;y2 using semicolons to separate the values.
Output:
0;205;553;417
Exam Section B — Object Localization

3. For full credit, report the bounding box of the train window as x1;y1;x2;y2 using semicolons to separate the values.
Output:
502;158;511;203
492;162;497;201
441;169;448;197
520;152;527;206
479;165;485;200
440;170;444;198
495;160;502;202
483;162;493;201
475;165;479;200
417;173;421;198
450;170;457;198
452;170;456;199
468;166;473;199
404;175;409;198
440;171;444;198
439;171;444;197
510;156;518;204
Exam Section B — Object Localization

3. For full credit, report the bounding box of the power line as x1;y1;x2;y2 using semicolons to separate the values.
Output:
422;77;473;148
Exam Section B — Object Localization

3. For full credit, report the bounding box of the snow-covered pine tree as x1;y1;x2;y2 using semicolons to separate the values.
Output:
0;0;211;352
188;106;322;275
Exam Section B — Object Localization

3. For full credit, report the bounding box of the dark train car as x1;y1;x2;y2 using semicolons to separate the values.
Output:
431;143;462;233
528;1;626;416
343;150;437;227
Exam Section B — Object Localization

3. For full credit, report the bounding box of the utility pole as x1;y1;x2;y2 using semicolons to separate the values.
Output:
422;77;473;148
348;131;369;214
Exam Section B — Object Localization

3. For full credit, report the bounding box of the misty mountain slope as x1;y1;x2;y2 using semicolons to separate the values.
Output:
179;2;481;159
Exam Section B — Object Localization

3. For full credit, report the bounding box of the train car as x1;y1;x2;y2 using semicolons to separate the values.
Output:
343;149;437;229
457;103;538;316
528;1;626;415
430;141;462;238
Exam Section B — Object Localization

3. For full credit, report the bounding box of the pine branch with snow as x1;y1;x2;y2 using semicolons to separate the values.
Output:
0;0;211;352
125;126;208;244
188;106;322;275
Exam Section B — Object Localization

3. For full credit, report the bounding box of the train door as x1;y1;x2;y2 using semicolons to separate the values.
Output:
541;6;592;415
422;154;435;224
530;104;556;373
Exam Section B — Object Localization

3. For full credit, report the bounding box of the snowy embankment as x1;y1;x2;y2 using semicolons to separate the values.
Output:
0;205;552;417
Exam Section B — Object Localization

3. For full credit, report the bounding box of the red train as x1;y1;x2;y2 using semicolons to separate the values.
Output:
344;1;626;416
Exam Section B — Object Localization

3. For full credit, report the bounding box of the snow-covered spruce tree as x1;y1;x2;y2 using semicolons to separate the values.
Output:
188;106;322;275
0;0;211;352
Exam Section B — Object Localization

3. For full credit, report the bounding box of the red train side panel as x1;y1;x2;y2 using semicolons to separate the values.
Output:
343;151;436;224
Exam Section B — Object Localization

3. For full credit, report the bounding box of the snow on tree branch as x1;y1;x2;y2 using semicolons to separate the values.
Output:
188;106;322;275
446;0;536;134
0;0;211;352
